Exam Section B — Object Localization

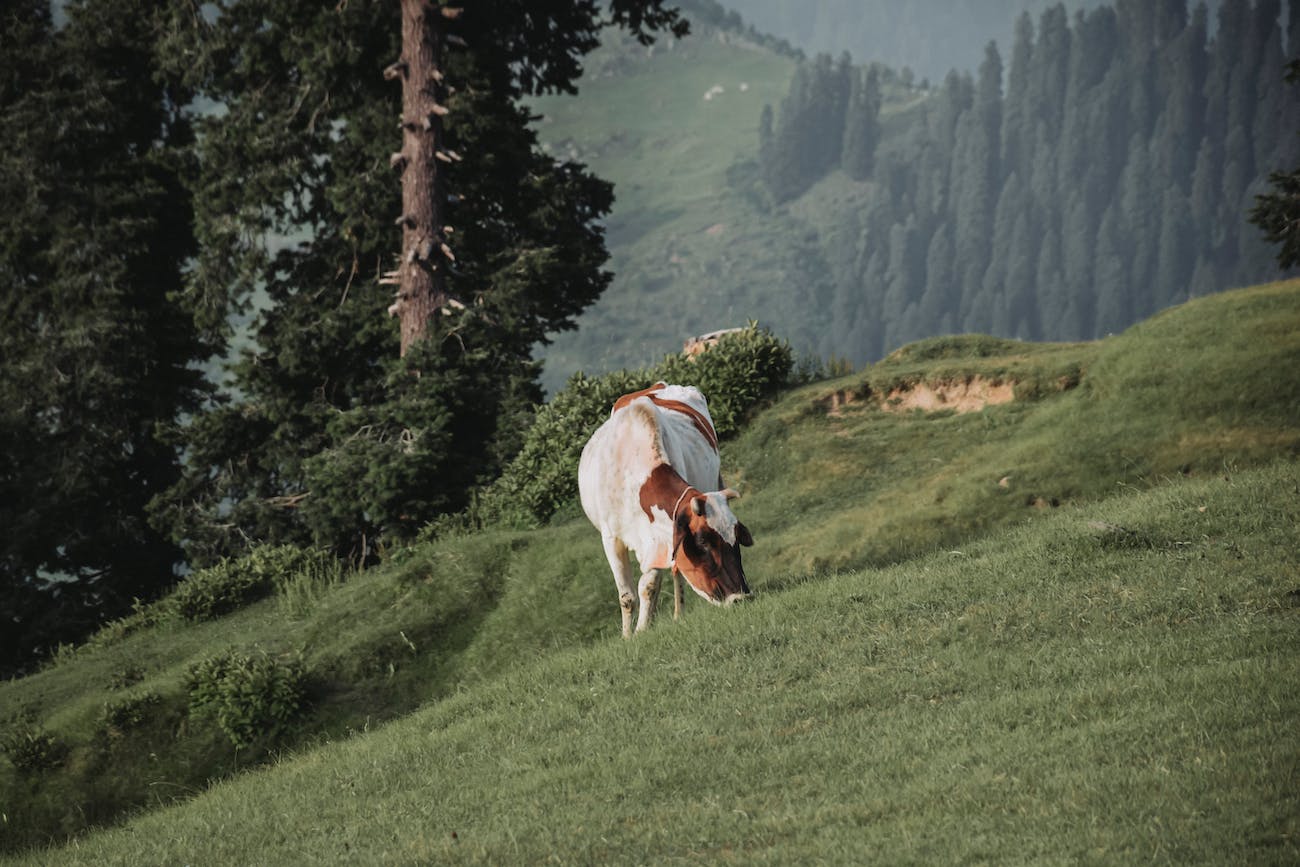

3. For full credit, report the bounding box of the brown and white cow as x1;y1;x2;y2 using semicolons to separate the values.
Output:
578;382;753;637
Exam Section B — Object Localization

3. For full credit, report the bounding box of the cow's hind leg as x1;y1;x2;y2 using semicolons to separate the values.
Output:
601;534;636;639
635;568;662;633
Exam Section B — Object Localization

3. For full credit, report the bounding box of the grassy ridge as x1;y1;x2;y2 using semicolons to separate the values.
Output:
3;279;1298;857
19;459;1300;864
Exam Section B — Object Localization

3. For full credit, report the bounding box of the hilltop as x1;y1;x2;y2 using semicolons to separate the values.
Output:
2;279;1298;860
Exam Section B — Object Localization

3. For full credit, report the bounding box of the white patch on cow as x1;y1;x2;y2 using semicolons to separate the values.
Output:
703;493;739;546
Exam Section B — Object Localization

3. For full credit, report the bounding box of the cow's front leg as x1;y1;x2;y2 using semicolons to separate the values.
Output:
672;569;684;620
635;568;662;633
601;534;636;639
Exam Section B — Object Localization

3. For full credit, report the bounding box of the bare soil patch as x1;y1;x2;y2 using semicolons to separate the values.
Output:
882;376;1016;415
820;376;1018;417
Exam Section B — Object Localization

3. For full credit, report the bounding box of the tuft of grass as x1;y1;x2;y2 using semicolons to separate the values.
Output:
16;460;1300;865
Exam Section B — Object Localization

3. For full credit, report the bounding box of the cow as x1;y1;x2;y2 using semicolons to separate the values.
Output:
578;382;753;637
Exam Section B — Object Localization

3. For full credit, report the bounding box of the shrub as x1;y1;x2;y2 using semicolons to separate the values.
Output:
108;665;145;690
460;323;794;529
185;649;306;748
654;323;796;435
0;726;64;774
101;691;163;734
169;544;331;621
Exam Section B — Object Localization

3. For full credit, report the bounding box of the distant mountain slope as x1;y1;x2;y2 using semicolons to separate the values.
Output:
530;22;807;393
4;278;1298;855
534;1;1296;392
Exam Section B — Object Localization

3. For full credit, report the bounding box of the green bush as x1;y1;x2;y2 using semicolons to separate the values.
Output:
461;323;794;529
185;649;306;749
169;544;331;621
0;726;64;774
101;691;163;734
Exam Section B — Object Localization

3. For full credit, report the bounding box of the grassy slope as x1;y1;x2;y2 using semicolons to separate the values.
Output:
3;280;1299;860
19;447;1300;864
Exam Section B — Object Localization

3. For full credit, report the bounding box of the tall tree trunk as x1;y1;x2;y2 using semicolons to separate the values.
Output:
388;0;454;356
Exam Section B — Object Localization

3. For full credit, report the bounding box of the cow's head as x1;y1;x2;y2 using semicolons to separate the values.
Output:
673;489;753;605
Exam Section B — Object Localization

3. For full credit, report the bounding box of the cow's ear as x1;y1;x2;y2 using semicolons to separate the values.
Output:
736;522;754;547
691;496;707;517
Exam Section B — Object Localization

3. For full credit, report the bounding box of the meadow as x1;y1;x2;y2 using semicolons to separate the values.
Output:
2;280;1298;862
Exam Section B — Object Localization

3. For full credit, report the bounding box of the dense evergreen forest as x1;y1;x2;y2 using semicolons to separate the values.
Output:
756;0;1300;361
725;0;1231;83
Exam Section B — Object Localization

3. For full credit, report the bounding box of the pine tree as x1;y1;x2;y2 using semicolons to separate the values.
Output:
154;0;686;563
1093;202;1130;335
763;64;814;201
841;65;882;180
1250;60;1300;269
918;221;955;333
0;0;211;673
1000;12;1035;180
1156;186;1195;306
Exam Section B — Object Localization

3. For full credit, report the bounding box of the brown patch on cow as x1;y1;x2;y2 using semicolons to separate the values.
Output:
638;463;691;521
613;384;719;452
613;382;668;413
881;376;1016;415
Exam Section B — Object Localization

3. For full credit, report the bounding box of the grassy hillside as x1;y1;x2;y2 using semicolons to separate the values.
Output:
15;450;1300;862
3;280;1298;859
530;22;812;394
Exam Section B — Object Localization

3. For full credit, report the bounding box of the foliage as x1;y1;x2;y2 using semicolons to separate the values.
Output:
467;323;794;528
1250;59;1300;271
151;0;688;567
168;545;331;622
101;692;163;735
275;555;346;620
0;0;212;676
0;726;64;775
185;649;306;749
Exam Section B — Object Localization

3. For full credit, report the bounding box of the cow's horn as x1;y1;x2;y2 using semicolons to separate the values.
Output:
721;488;740;501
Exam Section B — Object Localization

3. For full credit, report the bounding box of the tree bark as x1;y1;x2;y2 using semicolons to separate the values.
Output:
391;0;451;357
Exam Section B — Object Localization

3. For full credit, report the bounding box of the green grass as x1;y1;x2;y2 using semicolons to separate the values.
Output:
13;460;1300;864
3;279;1299;859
